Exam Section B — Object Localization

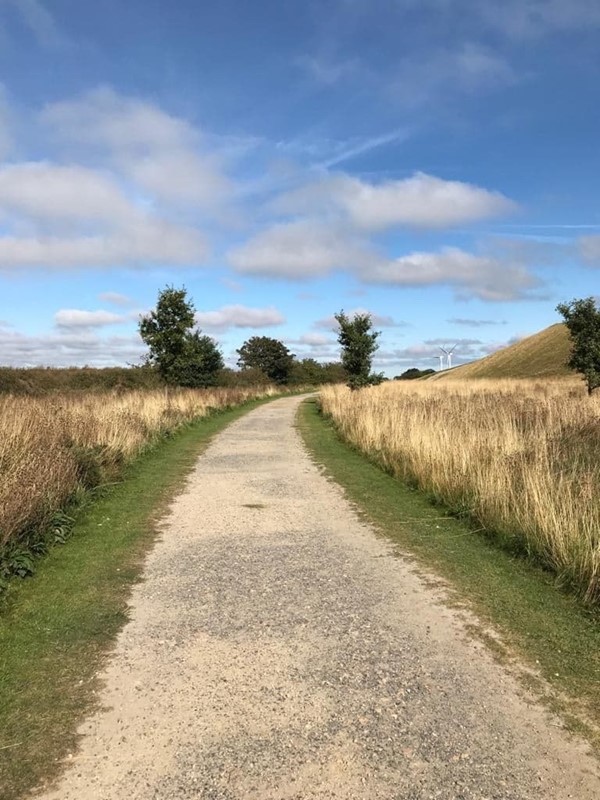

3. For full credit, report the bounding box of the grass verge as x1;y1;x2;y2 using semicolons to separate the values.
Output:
0;396;273;800
298;398;600;748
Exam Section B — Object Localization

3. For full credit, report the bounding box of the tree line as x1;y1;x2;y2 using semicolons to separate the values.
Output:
138;287;361;388
139;286;600;394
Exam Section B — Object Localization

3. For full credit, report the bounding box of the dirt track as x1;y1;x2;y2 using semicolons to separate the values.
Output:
40;396;600;799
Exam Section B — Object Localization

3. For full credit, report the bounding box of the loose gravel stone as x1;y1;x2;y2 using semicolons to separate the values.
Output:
39;396;600;799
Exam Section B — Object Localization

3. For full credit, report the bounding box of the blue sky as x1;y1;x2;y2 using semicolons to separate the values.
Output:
0;0;599;373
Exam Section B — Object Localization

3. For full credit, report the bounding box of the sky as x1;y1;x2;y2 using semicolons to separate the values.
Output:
0;0;599;374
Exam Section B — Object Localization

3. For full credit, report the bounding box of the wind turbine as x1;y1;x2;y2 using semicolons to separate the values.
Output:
439;346;448;370
447;344;458;370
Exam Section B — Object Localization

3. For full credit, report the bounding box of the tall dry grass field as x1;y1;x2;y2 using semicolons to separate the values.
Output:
0;386;275;561
320;379;600;605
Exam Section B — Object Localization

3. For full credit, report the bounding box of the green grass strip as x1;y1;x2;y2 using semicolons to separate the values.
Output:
0;397;273;799
298;398;600;747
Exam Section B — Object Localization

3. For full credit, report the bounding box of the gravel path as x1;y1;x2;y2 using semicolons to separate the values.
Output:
40;396;599;800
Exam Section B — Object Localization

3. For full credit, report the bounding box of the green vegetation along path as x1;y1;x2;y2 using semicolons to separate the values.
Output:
39;396;599;799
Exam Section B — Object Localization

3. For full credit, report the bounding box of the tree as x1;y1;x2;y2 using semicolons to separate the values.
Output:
290;358;325;385
394;368;436;380
334;310;382;389
139;286;223;387
236;336;295;384
557;297;600;395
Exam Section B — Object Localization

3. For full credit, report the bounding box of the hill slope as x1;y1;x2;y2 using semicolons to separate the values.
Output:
433;323;573;380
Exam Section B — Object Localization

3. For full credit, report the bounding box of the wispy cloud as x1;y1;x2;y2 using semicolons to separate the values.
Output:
388;43;518;108
448;318;508;327
54;309;129;329
295;53;359;86
99;292;136;308
6;0;65;47
316;129;411;169
477;0;600;39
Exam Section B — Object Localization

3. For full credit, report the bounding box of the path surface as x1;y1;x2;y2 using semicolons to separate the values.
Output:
41;396;599;800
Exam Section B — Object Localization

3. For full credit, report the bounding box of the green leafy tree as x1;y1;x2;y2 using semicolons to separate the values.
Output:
237;336;295;384
320;361;348;384
289;358;348;385
394;367;436;380
557;297;600;395
334;310;382;389
290;357;325;385
139;287;223;387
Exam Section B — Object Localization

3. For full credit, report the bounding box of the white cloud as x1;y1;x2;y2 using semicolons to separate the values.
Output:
41;87;198;153
0;217;207;269
127;150;231;209
195;304;285;331
55;309;126;329
0;95;216;270
361;247;542;301
285;335;340;362
41;88;232;211
228;216;538;301
578;235;600;266
297;333;334;347
0;162;134;224
275;171;515;231
0;327;144;367
314;309;406;330
99;292;135;307
228;220;377;278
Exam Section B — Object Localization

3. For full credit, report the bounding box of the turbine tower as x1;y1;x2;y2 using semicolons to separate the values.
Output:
439;346;448;370
447;345;457;370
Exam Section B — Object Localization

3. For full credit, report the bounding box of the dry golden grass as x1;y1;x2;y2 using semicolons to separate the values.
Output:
0;386;276;554
320;379;600;605
431;323;572;380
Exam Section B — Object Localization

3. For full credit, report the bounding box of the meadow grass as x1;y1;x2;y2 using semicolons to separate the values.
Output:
0;396;275;799
0;386;276;586
299;397;600;748
431;323;571;380
319;379;600;605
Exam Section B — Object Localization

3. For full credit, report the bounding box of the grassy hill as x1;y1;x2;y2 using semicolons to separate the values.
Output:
432;323;573;380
